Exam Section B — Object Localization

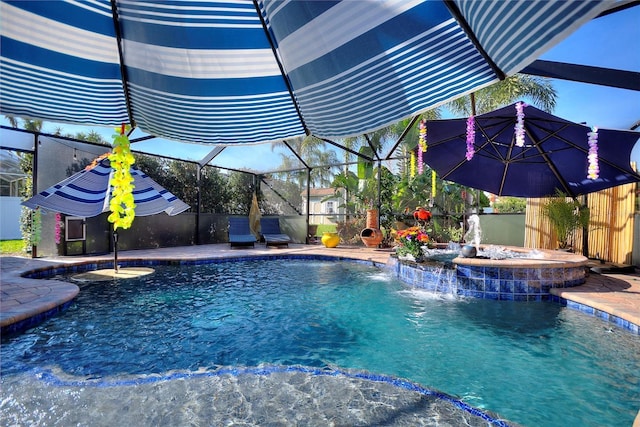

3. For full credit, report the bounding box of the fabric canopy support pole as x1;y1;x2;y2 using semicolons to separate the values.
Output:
196;165;202;245
306;168;311;244
109;0;135;128
113;229;119;272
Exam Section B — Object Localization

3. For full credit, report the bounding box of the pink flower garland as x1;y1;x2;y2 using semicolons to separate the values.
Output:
54;212;62;244
587;126;599;180
465;115;475;161
514;102;526;147
417;119;427;174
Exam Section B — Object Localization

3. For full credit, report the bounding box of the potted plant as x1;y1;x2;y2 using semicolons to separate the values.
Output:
542;191;589;250
394;225;431;261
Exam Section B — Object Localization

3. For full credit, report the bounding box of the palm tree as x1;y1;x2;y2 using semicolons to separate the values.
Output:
446;74;556;116
271;135;340;188
3;116;44;132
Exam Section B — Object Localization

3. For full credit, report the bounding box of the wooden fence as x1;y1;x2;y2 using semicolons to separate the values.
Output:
524;183;637;264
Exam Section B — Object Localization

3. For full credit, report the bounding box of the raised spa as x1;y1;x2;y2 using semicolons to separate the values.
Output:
390;246;588;301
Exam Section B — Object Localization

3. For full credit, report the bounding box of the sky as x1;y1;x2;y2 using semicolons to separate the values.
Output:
3;5;639;168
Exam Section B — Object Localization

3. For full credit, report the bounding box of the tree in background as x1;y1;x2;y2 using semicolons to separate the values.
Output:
227;171;256;215
493;197;527;214
446;74;556;115
6;117;44;252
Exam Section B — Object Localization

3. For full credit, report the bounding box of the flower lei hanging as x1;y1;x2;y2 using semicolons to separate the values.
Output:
587;126;599;180
417;119;427;175
410;151;416;178
431;170;437;197
54;212;62;244
514;102;526;147
107;124;136;230
31;208;42;246
465;115;475;160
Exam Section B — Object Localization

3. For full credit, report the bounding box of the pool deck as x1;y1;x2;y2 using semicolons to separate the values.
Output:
2;243;639;333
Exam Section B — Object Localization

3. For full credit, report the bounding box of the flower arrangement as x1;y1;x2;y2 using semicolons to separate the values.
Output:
54;212;62;244
587;126;599;180
417;119;427;175
465;115;475;160
514;101;526;147
410;151;416;177
431;170;437;197
108;124;136;230
394;225;430;259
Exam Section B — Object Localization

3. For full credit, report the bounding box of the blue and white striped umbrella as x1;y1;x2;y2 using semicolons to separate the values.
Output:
22;158;189;218
1;1;610;144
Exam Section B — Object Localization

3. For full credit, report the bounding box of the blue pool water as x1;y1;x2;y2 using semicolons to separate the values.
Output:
2;259;639;426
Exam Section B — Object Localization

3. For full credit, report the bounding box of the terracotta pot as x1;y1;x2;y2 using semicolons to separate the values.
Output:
361;209;383;247
360;228;383;247
321;232;340;248
365;209;379;228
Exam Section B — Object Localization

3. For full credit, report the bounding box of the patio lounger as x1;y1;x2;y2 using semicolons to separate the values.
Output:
260;217;291;247
228;217;257;248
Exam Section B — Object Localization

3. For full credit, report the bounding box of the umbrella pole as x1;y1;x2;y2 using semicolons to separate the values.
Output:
113;230;119;273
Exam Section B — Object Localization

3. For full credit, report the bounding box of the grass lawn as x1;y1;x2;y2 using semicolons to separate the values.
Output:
1;239;26;256
313;224;337;235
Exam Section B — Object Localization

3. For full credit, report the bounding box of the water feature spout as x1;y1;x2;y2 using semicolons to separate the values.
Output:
464;214;482;251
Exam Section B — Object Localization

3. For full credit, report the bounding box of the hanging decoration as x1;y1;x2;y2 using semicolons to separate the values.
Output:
54;212;62;244
417;119;427;175
587;126;599;180
514;102;526;147
431;170;437;197
410;151;416;177
31;208;42;246
108;124;136;230
465;115;475;160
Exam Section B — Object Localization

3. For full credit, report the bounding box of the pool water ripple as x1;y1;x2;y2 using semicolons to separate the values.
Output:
2;259;639;427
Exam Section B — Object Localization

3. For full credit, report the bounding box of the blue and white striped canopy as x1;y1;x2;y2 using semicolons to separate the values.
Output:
1;0;610;144
22;158;190;217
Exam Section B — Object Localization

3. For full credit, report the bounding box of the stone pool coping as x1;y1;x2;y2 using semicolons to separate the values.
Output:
452;245;589;268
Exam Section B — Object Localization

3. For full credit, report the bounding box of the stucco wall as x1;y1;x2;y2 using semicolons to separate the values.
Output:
478;214;525;247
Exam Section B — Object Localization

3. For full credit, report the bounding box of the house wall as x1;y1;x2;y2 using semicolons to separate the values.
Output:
0;196;22;239
307;195;343;226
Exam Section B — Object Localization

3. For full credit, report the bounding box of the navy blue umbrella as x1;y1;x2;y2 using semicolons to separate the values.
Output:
422;103;640;198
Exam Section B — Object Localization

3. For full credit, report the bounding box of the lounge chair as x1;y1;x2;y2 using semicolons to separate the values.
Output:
260;217;292;247
228;217;257;248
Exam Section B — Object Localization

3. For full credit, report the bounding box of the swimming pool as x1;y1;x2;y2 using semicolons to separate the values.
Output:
2;259;639;426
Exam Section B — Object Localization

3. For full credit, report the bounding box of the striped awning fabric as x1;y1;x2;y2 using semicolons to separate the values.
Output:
22;158;189;217
0;0;609;145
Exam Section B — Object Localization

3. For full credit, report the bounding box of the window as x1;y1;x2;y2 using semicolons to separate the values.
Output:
65;217;86;241
326;201;334;214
